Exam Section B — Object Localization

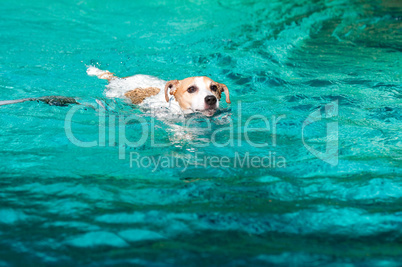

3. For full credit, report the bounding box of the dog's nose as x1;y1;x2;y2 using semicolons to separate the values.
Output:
205;95;217;105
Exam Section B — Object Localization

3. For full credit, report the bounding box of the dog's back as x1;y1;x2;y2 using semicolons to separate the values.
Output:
87;66;166;100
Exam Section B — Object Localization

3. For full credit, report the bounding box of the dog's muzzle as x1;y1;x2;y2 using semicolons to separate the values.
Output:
203;95;218;117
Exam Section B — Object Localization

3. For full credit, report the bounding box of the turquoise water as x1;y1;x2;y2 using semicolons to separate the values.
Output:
1;0;401;265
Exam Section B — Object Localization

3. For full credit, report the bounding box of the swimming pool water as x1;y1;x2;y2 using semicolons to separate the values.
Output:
0;0;401;265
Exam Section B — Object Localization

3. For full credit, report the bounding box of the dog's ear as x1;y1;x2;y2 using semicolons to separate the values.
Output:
217;83;231;104
164;80;180;102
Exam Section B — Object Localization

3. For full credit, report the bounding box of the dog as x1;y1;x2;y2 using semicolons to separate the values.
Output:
87;67;231;117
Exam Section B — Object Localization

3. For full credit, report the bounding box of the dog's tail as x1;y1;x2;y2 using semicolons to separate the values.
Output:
86;66;117;81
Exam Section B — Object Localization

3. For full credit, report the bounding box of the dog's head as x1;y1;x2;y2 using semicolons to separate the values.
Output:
164;77;230;116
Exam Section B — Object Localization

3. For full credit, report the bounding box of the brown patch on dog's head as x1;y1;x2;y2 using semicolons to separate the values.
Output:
210;82;231;104
164;80;180;102
164;77;231;112
168;77;199;110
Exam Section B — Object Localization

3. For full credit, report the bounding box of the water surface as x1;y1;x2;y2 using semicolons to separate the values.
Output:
0;0;401;265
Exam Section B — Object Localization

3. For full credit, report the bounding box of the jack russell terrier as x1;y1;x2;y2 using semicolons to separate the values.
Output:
86;66;231;117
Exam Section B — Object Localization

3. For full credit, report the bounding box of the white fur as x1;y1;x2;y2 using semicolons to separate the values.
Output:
190;77;219;112
86;66;108;77
87;66;182;116
106;75;165;98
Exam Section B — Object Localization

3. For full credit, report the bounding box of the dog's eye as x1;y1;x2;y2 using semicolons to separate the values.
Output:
187;86;197;93
210;85;218;92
